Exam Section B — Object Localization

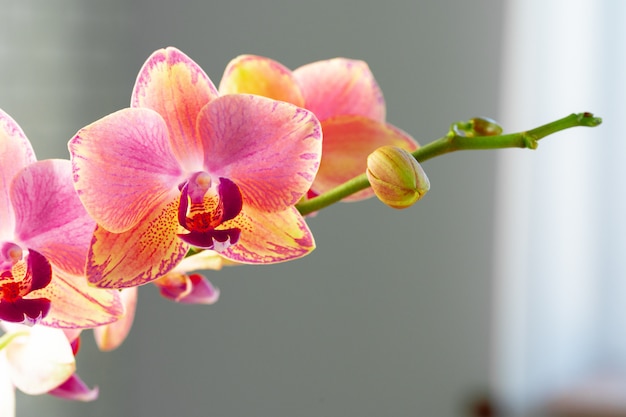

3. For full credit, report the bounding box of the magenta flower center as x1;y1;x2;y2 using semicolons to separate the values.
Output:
0;242;53;324
177;172;243;251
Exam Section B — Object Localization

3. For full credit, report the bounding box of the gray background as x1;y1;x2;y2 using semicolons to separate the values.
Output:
2;1;503;416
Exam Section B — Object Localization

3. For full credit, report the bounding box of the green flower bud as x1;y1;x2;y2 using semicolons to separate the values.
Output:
366;145;430;209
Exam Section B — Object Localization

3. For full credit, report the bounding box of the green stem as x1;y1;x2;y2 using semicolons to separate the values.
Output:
0;330;28;350
296;112;601;216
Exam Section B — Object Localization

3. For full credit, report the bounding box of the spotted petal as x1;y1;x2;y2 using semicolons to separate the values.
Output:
221;206;315;263
294;58;386;122
69;108;182;233
219;55;305;107
0;109;36;240
312;115;419;201
132;47;219;169
86;198;188;288
11;160;94;276
200;94;322;211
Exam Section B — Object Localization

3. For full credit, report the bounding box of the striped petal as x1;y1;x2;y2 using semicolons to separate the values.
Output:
219;55;305;107
132;47;219;169
294;58;386;122
69;108;182;233
86;198;188;288
200;95;322;211
221;206;315;263
30;268;124;329
0;109;36;240
11;160;94;277
312;116;419;201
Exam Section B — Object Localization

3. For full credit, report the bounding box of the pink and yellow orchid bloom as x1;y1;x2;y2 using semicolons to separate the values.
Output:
0;323;96;417
219;55;419;201
0;109;122;328
69;47;322;289
93;251;225;351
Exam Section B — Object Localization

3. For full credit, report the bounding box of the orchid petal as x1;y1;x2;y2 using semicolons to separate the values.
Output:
294;58;386;122
0;298;50;325
312;116;419;201
219;55;305;107
178;228;241;251
23;249;52;292
0;353;16;417
5;325;75;395
93;287;137;351
0;249;52;325
0;109;36;241
221;206;315;263
132;47;219;169
11;160;94;276
200;95;322;211
28;267;123;328
69;108;182;233
155;272;220;304
174;250;226;272
86;199;188;288
48;373;98;402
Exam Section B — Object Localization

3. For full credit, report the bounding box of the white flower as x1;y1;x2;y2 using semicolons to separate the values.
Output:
0;323;75;417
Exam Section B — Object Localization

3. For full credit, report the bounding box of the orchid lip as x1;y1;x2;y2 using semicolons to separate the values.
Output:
0;248;53;324
177;174;243;251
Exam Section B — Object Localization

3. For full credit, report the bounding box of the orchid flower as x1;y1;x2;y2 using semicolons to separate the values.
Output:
68;47;322;289
219;55;419;201
93;251;224;351
0;109;122;328
0;323;96;417
152;251;223;304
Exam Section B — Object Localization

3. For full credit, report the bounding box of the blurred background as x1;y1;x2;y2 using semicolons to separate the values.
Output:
1;0;622;416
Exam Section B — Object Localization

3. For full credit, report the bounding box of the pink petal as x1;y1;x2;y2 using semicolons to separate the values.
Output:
0;109;36;240
11;160;94;276
200;95;322;211
30;268;124;328
93;287;137;351
311;116;419;201
219;55;305;107
47;373;98;402
69;108;182;233
5;325;75;395
155;272;220;304
132;47;219;169
221;206;315;263
86;200;188;288
294;58;386;122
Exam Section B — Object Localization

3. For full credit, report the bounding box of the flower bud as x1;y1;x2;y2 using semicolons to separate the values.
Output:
366;145;430;209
